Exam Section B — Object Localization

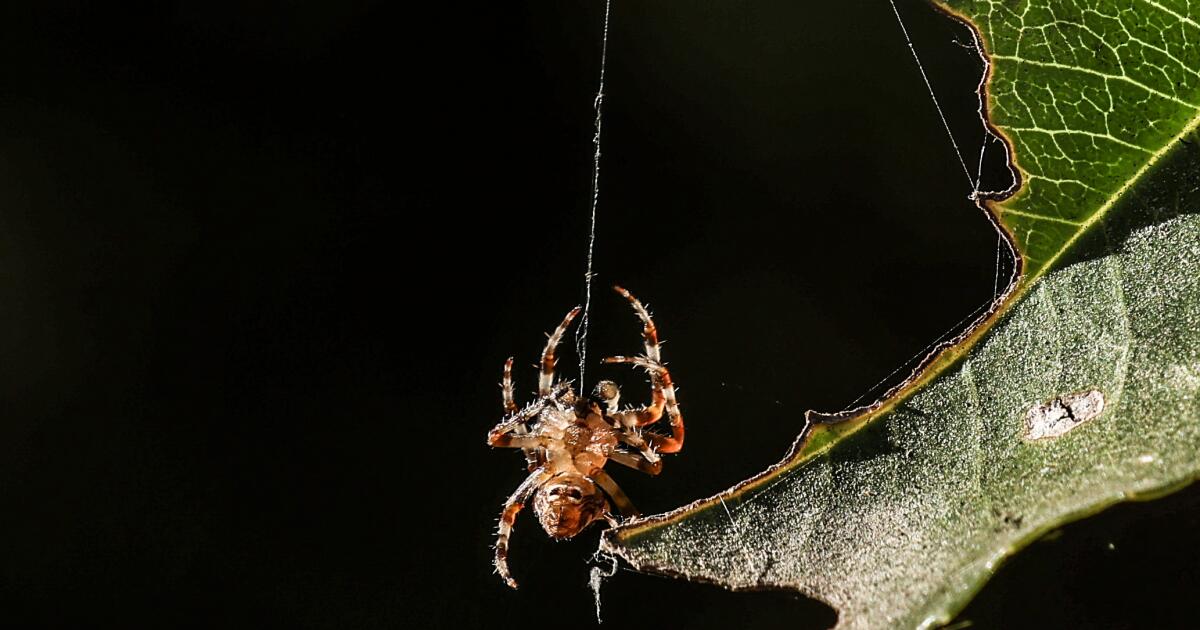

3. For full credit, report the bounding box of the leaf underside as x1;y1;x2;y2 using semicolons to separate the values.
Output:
603;2;1200;628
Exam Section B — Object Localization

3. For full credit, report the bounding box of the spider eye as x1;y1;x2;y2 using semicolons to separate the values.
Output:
567;488;584;501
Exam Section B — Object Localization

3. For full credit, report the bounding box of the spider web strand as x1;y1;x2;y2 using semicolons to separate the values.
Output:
887;0;975;191
576;0;612;390
837;3;1021;412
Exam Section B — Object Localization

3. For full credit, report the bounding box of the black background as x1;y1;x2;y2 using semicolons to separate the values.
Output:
2;1;1198;628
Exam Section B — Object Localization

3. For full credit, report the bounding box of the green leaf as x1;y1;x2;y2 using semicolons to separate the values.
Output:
959;0;1200;280
600;2;1200;628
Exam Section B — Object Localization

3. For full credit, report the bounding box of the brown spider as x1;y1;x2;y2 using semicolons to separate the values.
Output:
487;286;685;589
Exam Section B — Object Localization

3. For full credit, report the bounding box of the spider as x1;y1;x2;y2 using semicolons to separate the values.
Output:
486;286;685;589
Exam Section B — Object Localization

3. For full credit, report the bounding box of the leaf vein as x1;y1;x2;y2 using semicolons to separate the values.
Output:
1005;126;1155;154
990;54;1200;110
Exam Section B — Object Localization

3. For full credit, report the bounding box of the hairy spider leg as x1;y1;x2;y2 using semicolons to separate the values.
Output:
501;357;541;471
539;306;582;396
488;431;554;450
608;450;662;476
613;285;660;361
494;467;552;589
604;356;684;453
606;364;666;428
501;357;518;414
592;469;639;517
604;286;685;453
487;382;571;449
604;417;661;468
489;398;546;442
488;411;556;452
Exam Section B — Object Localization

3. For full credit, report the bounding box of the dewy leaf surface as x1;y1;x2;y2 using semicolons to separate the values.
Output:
602;2;1200;628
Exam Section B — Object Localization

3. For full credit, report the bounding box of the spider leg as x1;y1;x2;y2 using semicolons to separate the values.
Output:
606;286;685;453
609;449;663;476
609;390;664;428
488;398;546;440
501;357;518;414
487;423;553;450
611;422;660;464
500;357;541;471
600;361;663;429
539;306;582;395
603;355;685;454
487;382;571;449
489;433;554;450
495;467;552;589
591;469;641;517
612;285;660;361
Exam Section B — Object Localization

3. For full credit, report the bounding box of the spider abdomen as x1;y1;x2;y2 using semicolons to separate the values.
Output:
531;472;607;540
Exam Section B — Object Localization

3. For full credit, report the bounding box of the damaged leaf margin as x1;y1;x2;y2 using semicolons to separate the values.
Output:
602;1;1200;628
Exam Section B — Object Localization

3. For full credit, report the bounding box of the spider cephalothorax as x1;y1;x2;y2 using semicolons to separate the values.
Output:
486;286;685;588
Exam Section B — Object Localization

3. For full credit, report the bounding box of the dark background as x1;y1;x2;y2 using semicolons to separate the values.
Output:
1;1;1197;628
